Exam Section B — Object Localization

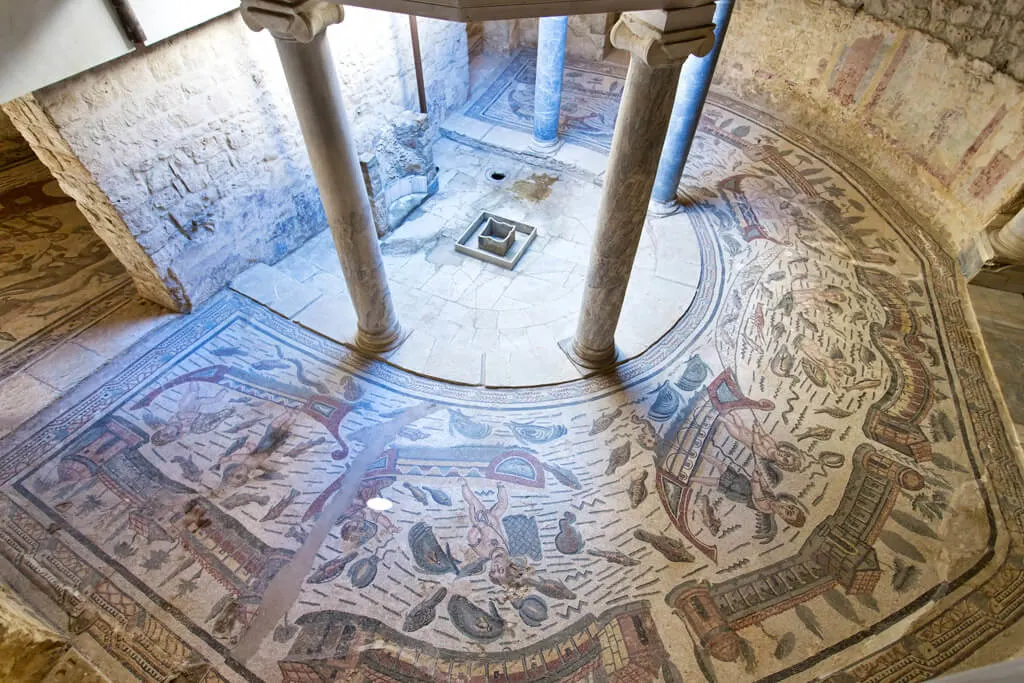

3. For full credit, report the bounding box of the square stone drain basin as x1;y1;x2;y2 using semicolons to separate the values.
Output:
455;212;537;269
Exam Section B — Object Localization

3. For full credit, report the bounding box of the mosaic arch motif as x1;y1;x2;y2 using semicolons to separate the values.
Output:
0;93;1021;682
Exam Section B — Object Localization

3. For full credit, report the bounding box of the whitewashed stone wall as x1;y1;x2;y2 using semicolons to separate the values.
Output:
7;9;467;312
716;0;1024;271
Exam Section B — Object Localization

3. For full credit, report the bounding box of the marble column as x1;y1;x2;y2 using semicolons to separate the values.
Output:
989;206;1024;263
241;0;402;353
532;16;569;151
568;7;717;369
650;0;735;215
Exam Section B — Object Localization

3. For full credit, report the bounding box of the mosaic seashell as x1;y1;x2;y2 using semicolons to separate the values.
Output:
408;522;460;575
514;595;548;627
676;354;710;392
348;555;379;589
648;382;680;422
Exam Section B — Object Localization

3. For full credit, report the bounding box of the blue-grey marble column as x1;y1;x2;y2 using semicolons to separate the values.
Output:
650;0;735;215
532;16;569;150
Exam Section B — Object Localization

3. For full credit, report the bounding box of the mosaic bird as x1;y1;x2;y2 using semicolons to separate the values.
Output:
627;470;648;508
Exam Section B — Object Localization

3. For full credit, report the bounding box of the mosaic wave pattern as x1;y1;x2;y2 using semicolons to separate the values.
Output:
465;50;625;153
1;94;1021;682
0;160;132;379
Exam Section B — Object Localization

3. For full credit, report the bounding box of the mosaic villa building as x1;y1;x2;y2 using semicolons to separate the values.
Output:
1;1;1024;681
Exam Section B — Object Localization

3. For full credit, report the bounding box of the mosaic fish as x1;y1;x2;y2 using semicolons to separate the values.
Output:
634;529;695;562
588;407;622;435
282;436;327;459
586;548;640;566
458;556;489;576
260;488;299;522
228;417;262;433
171;454;203;483
348;555;379;588
210;347;246;357
190;408;235;434
252;360;290;371
627;470;648;508
403;482;429;505
448;408;491;439
221;492;270;509
448;596;505;641
850;378;881;390
403;588;447;632
421;486;452;506
543;462;582;490
698;495;721;537
308;552;358;584
507;421;568;444
795;425;834;442
815;406;853;419
605;442;631;476
398;426;430;441
523;576;576;600
408;522;460;575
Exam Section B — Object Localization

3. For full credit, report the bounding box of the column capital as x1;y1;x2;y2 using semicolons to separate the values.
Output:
612;4;717;68
241;0;344;42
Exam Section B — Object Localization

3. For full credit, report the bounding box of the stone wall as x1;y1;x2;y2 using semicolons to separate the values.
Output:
835;0;1024;81
715;0;1024;267
470;15;616;61
5;9;467;312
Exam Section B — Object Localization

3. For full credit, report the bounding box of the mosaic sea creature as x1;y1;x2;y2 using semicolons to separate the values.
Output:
523;576;576;600
422;486;452;506
554;512;584;555
171;454;202;483
252;359;290;371
190;408;235;434
605;442;631;476
448;596;505;641
589;407;622;435
628;470;649;508
507;421;568;444
770;347;795;377
399;426;430;441
348;555;379;588
458;556;490;576
221;492;270;509
260;488;299;522
586;548;640;566
698;495;721;537
514;595;548;627
403;482;429;505
448;408;492;439
795;425;834;442
543;462;582;490
308;552;358;584
634;529;695;562
210;346;246;357
282;436;327;459
648;382;680;421
339;518;378;546
403;587;447;632
408;522;460;575
676;354;710;392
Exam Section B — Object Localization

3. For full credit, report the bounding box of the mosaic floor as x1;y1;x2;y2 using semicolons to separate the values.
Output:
465;50;622;153
2;92;1024;683
0;158;134;383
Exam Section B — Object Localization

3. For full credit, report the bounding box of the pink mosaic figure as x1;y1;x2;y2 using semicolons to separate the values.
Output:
461;479;512;585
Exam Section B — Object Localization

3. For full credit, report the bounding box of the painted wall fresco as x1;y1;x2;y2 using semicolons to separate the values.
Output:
0;95;1021;682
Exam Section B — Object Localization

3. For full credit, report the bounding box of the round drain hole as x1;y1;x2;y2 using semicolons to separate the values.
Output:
489;171;507;182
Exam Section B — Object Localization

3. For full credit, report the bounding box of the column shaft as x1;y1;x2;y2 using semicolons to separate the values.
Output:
533;16;569;148
276;34;402;352
990;206;1024;263
651;0;735;210
571;59;683;366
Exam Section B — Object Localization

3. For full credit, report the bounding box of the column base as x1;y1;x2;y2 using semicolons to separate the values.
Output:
648;198;681;217
559;337;619;372
356;323;406;354
529;136;563;155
